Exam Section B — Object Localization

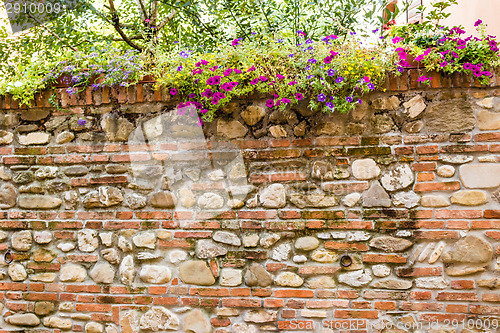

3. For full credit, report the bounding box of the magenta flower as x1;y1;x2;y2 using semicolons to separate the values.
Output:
288;81;297;86
234;68;242;74
392;36;402;44
170;88;177;96
281;98;291;104
415;55;424;62
259;76;267;82
247;66;256;72
232;38;242;46
330;51;339;57
276;74;285;80
266;99;274;108
363;76;370;83
223;68;233;77
295;93;303;101
323;55;332;64
297;30;306;37
188;93;196;99
200;109;208;114
475;19;482;27
250;78;259;85
439;61;448;67
145;19;150;23
193;68;203;75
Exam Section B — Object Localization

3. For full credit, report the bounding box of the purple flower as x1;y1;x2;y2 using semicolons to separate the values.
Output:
346;96;353;102
276;74;285;80
266;99;274;108
317;93;326;102
297;30;306;37
336;77;343;83
475;19;483;27
77;118;86;126
326;102;334;109
307;75;314;80
179;51;190;58
367;83;375;90
308;58;317;64
177;65;183;71
250;78;259;85
327;69;335;77
188;93;196;99
288;81;297;86
295;93;303;101
66;87;76;95
289;54;295;57
170;88;177;96
232;38;242;46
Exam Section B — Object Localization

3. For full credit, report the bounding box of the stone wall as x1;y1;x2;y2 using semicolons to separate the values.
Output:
0;78;499;333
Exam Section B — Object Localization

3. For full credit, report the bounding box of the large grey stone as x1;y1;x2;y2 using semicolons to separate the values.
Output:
415;277;449;289
244;263;272;287
372;279;412;290
477;109;500;130
119;255;135;285
179;261;215;286
0;183;17;209
139;306;179;331
275;272;304;287
198;192;224;210
421;195;450;207
12;230;32;251
369;236;413;252
307;276;336;289
150;191;177;208
90;263;115;284
295;236;320;251
217;119;248;139
392;191;420;208
0;130;13;145
196;239;227;259
213;231;241;246
241;105;265;126
442;236;493;264
289;192;337;208
259;183;286;208
219;268;243;286
460;164;500;188
133;232;156;249
381;164;414;191
5;313;40;327
139;265;171;284
451;190;487;206
78;229;99;252
101;114;135;142
183;309;211;333
271;243;291;261
425;100;475;132
8;263;27;281
18;132;50;145
338;269;372;287
60;264;87;282
403;94;426;118
18;195;62;209
362;181;391;207
56;131;75;144
352;158;380;180
124;192;147;209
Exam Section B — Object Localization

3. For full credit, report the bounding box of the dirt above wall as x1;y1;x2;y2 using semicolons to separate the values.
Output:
0;85;499;332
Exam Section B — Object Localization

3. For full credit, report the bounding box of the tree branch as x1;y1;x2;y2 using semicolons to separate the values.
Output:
26;12;78;52
156;10;177;31
108;0;144;50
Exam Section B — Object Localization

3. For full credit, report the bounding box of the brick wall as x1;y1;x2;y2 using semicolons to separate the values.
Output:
0;73;499;332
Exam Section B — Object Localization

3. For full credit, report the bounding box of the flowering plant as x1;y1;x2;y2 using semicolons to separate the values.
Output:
154;32;396;123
